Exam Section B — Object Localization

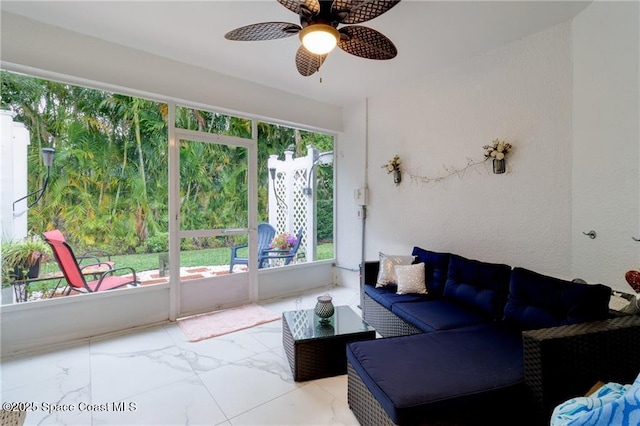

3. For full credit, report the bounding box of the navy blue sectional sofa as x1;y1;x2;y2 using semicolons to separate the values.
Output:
347;247;640;425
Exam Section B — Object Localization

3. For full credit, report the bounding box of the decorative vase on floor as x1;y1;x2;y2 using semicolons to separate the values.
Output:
314;294;334;323
493;158;506;174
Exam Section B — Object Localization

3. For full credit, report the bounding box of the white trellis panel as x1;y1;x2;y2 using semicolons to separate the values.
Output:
267;148;316;263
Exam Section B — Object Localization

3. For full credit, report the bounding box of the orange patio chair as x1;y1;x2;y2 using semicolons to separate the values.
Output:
43;231;139;295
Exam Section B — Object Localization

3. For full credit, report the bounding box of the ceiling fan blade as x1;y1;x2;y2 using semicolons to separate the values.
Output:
295;46;327;76
332;0;401;24
338;25;397;59
225;22;301;41
277;0;321;18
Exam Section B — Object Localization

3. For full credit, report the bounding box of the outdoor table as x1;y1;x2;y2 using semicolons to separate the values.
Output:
282;305;376;381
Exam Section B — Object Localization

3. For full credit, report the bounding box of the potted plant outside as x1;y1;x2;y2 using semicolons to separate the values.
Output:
1;234;52;281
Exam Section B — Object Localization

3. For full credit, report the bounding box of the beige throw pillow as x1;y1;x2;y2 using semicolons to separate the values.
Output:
376;252;415;287
396;263;427;295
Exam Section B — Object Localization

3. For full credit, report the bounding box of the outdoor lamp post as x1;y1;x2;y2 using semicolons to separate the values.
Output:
13;147;55;214
304;150;333;196
269;166;287;209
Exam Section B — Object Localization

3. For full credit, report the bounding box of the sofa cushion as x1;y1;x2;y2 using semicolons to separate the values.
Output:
411;246;451;297
503;267;612;330
376;252;415;287
392;299;491;332
395;263;427;295
443;254;512;319
347;324;524;424
364;284;430;310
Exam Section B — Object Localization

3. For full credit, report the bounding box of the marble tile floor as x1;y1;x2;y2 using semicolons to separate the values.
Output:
1;286;363;426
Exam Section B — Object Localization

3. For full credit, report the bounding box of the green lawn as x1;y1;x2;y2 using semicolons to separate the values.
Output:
24;243;333;297
111;243;334;273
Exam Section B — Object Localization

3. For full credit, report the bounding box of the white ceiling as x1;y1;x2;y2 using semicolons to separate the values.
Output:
1;1;591;107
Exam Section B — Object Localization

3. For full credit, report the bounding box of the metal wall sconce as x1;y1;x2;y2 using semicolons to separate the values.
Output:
13;147;55;215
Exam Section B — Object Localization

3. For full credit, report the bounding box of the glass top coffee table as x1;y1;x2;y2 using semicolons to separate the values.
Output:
282;305;376;381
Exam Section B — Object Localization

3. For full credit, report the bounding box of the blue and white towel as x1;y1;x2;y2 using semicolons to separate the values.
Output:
551;372;640;425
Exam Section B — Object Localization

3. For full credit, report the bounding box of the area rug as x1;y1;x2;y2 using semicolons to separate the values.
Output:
178;304;281;342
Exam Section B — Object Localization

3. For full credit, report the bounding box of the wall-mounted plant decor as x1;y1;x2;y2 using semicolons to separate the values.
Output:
382;155;402;185
483;139;513;174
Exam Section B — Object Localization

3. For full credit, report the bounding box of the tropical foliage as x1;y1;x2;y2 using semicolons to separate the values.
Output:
1;70;333;257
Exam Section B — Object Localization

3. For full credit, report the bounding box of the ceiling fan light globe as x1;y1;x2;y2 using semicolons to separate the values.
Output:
300;24;339;55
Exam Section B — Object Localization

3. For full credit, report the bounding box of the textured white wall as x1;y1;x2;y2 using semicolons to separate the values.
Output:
340;23;575;282
338;2;640;291
572;2;640;292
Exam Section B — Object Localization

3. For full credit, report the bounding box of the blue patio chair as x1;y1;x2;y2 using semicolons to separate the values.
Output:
259;227;304;268
229;223;276;273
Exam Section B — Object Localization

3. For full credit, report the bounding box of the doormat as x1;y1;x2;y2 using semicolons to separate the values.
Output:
177;304;281;342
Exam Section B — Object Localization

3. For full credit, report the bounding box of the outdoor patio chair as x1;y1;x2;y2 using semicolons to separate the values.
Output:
42;229;115;270
229;222;276;273
259;227;304;268
43;232;139;295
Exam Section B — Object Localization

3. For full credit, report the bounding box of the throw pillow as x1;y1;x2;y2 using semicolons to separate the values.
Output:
396;263;427;295
376;252;415;287
411;246;451;296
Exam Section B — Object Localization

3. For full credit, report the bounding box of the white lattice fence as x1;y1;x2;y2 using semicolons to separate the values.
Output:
274;172;287;232
291;168;308;261
268;149;315;262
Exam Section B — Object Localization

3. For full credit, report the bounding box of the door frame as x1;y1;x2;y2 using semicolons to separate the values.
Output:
167;104;258;320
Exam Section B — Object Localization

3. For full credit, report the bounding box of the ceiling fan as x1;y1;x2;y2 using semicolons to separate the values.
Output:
224;0;401;76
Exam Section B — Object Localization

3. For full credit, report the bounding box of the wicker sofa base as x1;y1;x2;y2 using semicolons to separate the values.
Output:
348;362;396;426
523;314;640;424
363;292;422;337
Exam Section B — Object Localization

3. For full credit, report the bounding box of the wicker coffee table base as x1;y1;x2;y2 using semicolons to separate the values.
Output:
282;309;376;382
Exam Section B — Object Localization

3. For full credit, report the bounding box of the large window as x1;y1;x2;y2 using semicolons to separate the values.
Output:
0;71;334;304
1;71;169;302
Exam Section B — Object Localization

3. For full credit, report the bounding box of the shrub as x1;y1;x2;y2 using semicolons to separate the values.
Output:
317;199;333;241
146;232;169;253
